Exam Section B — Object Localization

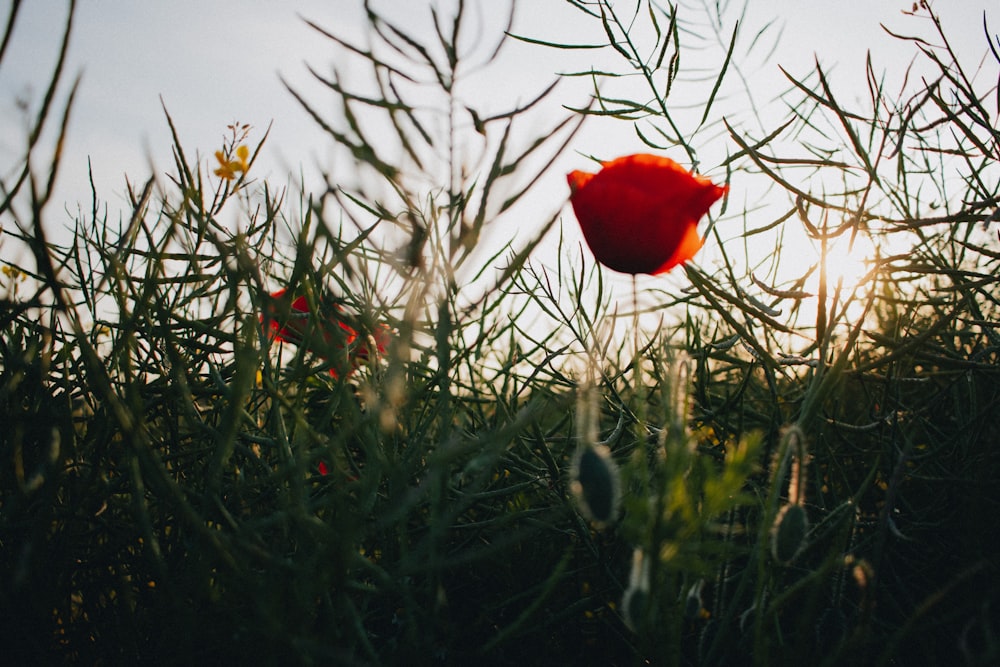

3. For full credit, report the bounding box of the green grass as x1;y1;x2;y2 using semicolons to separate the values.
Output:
2;1;999;665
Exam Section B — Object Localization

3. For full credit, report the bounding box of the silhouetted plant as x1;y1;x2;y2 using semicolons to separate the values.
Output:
2;1;998;665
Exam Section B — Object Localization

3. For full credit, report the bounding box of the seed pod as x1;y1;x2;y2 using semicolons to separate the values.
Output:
666;354;692;441
771;425;809;503
783;425;809;506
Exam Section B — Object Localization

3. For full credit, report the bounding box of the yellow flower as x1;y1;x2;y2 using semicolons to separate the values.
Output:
2;265;25;281
213;151;235;180
235;144;250;171
213;144;250;181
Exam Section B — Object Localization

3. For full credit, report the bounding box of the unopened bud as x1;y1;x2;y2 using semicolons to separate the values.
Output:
570;443;621;527
770;503;809;564
621;548;650;632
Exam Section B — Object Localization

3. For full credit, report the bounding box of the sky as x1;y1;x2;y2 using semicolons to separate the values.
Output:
1;0;996;294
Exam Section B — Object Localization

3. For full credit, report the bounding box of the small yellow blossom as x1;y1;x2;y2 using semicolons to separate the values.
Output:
2;265;25;281
235;144;250;170
213;144;250;181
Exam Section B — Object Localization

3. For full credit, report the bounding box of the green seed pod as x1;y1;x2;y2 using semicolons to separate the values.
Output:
666;354;692;441
784;425;809;506
770;502;809;564
570;443;621;527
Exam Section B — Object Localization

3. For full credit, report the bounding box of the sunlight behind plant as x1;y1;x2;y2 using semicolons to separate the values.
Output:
750;220;880;298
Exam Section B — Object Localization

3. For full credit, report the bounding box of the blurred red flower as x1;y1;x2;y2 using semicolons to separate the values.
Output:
262;289;389;377
567;153;727;275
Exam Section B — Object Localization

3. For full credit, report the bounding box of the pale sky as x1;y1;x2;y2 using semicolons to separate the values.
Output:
1;0;995;290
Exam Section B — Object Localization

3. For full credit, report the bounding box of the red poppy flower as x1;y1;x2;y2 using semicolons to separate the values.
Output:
567;153;727;275
262;289;389;377
316;459;360;480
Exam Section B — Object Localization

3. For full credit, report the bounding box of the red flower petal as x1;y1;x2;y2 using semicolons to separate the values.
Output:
261;288;391;377
567;154;727;275
261;289;313;344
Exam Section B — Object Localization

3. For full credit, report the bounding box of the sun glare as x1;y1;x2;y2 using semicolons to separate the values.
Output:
818;233;876;294
758;225;878;298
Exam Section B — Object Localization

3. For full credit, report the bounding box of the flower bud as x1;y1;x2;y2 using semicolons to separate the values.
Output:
770;502;809;564
570;443;621;527
621;548;650;632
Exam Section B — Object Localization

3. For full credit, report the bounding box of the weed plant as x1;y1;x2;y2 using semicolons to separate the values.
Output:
2;1;999;665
